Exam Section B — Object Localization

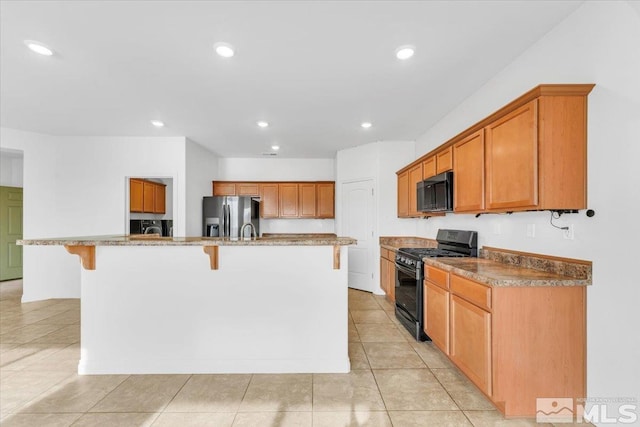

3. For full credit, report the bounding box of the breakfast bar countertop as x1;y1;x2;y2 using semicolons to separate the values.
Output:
18;234;357;247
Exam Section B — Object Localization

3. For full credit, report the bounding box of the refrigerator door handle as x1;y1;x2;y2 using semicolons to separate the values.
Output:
224;204;231;237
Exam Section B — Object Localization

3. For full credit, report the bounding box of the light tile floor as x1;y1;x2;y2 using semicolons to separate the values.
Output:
0;280;586;426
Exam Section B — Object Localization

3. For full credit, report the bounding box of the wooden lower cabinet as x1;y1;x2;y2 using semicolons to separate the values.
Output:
424;281;450;355
379;248;396;302
450;294;492;396
421;267;586;418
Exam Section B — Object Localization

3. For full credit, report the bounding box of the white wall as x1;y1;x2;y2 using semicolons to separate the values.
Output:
0;149;23;187
0;128;188;301
411;1;640;418
217;158;335;181
185;139;218;236
217;157;336;234
336;141;416;293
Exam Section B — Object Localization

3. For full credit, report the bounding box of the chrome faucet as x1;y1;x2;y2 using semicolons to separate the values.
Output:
240;223;256;240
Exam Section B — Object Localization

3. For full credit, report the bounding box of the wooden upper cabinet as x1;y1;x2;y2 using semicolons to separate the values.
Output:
154;183;166;214
485;100;538;211
408;163;423;217
298;183;317;218
316;183;335;218
278;183;299;218
453;130;485;212
537;95;588;209
398;84;593;214
237;183;260;196
130;178;165;214
397;171;409;218
422;156;436;180
259;184;279;218
130;179;144;213
436;146;453;174
212;182;236;196
142;181;156;213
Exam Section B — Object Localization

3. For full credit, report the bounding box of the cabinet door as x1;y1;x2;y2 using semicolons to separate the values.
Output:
260;184;279;218
450;294;492;395
386;259;396;302
485;100;538;211
213;182;237;196
130;179;144;213
380;256;389;295
316;183;335;218
154;184;166;214
142;181;155;213
422;156;436;179
453;130;485;212
397;171;409;217
279;183;299;218
425;281;449;354
436;146;453;174
237;183;260;196
408;164;423;216
298;183;316;218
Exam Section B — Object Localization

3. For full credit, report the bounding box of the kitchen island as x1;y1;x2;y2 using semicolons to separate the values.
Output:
18;235;356;375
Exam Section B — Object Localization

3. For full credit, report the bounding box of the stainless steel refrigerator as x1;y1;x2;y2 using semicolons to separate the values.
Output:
202;196;260;238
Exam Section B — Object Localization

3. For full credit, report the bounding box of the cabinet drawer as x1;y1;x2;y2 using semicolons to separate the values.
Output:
451;274;491;311
381;248;395;261
425;266;449;289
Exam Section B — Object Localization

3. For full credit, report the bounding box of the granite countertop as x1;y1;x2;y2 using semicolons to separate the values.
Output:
18;235;357;247
423;254;591;287
379;236;437;252
380;236;591;287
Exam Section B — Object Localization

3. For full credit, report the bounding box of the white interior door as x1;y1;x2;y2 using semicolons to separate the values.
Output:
342;179;375;292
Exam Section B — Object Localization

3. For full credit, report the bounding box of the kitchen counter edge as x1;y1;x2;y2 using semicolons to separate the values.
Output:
422;257;591;287
18;235;357;247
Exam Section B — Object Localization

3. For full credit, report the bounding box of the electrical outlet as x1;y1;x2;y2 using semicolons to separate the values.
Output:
563;224;574;240
526;224;536;238
493;223;501;235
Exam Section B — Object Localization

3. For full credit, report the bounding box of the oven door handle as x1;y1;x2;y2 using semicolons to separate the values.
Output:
395;261;420;281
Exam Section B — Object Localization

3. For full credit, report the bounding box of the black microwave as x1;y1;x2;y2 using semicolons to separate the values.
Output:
417;171;453;212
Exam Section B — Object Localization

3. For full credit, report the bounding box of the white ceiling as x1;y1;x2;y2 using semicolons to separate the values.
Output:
0;1;583;158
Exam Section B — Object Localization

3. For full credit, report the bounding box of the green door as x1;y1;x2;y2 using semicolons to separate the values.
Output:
0;186;23;281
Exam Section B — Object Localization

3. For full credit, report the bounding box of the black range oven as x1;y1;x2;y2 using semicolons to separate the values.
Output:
395;229;478;341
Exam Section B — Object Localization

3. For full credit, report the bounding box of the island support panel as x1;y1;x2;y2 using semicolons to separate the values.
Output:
78;245;349;374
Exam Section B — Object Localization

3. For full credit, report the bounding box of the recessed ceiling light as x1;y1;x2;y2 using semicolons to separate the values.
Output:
271;145;280;151
24;40;53;56
257;121;269;128
395;45;415;60
150;120;164;127
214;42;235;58
361;122;372;129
